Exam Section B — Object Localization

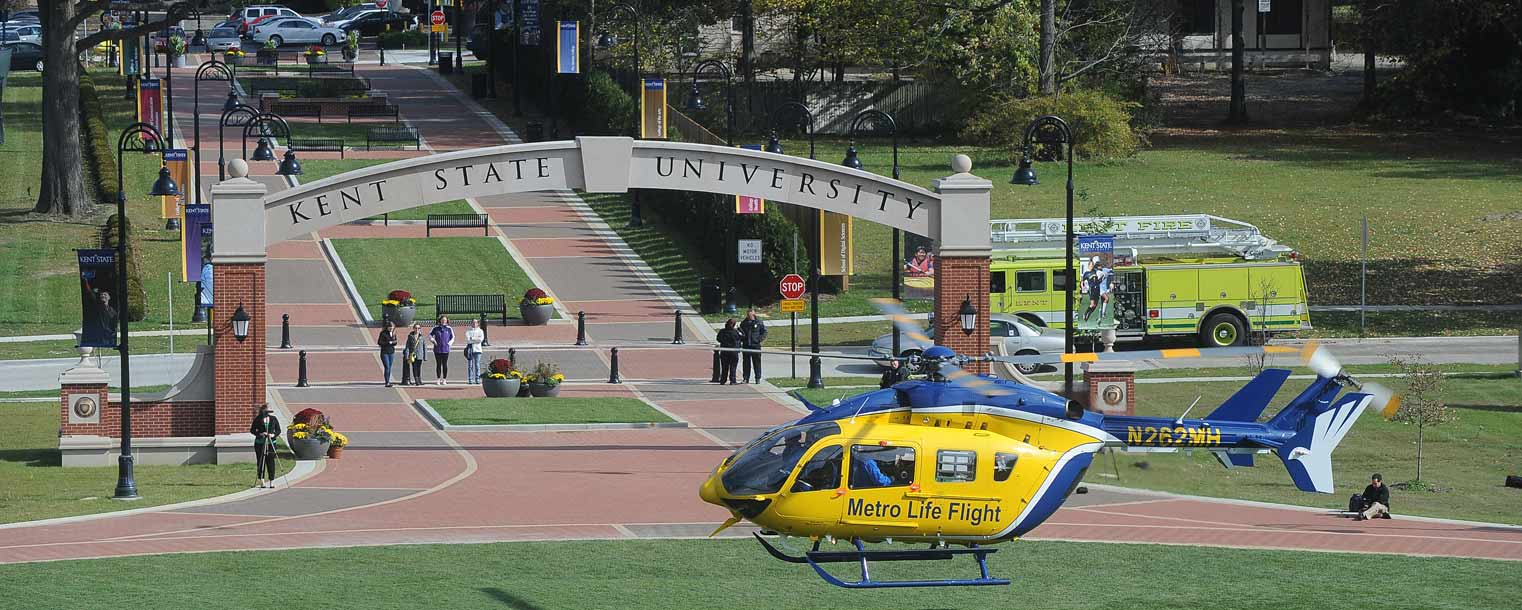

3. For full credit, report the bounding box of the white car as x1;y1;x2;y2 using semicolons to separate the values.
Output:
0;22;40;44
251;18;344;47
204;27;242;52
867;314;1065;375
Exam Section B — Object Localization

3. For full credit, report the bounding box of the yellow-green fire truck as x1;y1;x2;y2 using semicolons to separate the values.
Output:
987;215;1312;347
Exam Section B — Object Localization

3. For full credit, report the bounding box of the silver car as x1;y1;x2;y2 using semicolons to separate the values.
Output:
868;314;1064;374
204;27;243;52
250;17;344;47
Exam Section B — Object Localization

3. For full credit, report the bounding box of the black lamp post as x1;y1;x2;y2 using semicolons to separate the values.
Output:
1010;115;1076;398
192;60;234;204
846;109;901;363
598;2;644;227
687;59;738;316
114;122;180;501
277;149;303;176
217;104;259;181
241;112;291;161
765;101;820;387
510;0;521;116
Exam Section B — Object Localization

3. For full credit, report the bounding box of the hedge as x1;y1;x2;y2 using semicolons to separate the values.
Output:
378;30;428;50
100;214;148;322
79;72;119;204
960;89;1144;161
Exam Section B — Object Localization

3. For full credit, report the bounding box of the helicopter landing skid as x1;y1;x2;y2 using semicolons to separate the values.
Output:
753;533;1010;589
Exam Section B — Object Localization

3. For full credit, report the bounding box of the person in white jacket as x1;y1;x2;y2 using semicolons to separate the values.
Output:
464;317;486;384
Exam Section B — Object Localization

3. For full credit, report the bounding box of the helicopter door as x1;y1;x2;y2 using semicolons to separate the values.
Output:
840;443;920;532
775;444;846;526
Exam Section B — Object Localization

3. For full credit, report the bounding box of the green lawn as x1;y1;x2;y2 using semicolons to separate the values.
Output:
428;397;674;425
300;158;476;220
329;236;543;322
0;333;209;361
795;375;1522;524
0;538;1513;609
0;402;292;524
0;385;171;400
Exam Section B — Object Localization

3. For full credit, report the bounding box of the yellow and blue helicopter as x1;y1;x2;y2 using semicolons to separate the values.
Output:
699;301;1400;589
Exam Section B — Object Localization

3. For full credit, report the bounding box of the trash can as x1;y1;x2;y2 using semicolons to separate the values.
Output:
438;52;454;73
470;73;489;98
699;278;722;314
524;121;544;143
724;287;739;314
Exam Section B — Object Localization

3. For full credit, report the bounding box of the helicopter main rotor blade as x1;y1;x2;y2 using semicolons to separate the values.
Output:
938;361;1017;396
1298;341;1403;419
984;344;1302;366
715;346;902;362
870;298;932;344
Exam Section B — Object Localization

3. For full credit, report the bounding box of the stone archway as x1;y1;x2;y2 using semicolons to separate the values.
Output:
207;138;992;433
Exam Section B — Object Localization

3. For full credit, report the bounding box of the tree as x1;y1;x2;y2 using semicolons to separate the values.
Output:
34;1;190;218
1039;0;1056;94
1226;0;1248;123
1388;355;1455;484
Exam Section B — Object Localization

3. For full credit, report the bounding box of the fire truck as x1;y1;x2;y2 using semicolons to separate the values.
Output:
987;214;1312;347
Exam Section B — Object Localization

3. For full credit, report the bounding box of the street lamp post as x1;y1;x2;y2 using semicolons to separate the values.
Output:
765;102;825;388
597;2;643;227
193;60;235;204
845;109;900;364
218;104;259;181
113;122;181;500
686;59;736;314
1010;115;1076;398
240;112;292;162
510;0;521;116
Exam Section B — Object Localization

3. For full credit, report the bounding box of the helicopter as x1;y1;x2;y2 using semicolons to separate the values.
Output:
698;300;1401;589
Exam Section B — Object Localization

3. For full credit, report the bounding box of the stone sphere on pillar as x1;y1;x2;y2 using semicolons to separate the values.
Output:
228;158;250;179
951;154;973;174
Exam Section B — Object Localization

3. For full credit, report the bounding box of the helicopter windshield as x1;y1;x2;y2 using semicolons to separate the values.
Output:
721;422;841;496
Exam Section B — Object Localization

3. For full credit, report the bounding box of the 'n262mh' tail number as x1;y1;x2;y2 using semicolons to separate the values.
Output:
1125;425;1222;447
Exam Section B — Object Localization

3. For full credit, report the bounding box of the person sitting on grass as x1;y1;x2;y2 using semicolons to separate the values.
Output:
1352;473;1392;521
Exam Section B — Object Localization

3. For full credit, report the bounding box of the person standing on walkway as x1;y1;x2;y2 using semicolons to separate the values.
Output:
403;322;426;386
249;406;281;489
717;318;740;385
430;316;455;385
739;309;768;383
464;318;485;384
378;321;398;387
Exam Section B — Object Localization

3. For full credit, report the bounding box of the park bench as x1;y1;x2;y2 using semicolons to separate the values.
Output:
348;103;400;124
366;125;420;150
271;101;323;123
426;214;490;237
288;137;345;158
437;294;508;326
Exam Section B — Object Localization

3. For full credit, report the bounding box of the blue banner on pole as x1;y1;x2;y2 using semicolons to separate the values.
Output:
1076;234;1116;330
77;249;121;348
555;21;579;74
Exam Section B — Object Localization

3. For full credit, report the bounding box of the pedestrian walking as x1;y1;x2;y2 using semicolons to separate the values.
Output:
403;322;426;386
739;309;768;383
430;316;455;385
249;406;281;488
464;318;485;384
378;321;398;387
717;318;740;385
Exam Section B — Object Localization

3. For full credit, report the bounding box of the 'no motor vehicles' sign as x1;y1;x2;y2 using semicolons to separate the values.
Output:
779;274;806;300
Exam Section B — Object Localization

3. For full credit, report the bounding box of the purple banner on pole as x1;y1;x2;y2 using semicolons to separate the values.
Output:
77;249;121;348
183;204;210;281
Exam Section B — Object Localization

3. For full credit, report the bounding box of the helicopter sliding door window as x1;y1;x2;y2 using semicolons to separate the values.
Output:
790;445;843;493
993;453;1019;482
935;450;977;483
849;445;916;489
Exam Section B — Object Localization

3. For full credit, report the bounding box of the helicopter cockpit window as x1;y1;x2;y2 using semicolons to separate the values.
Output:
849;445;916;489
721;422;841;496
790;445;843;492
993;452;1019;482
936;450;977;482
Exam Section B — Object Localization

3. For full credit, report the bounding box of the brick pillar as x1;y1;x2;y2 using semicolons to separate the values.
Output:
1085;362;1137;415
933;256;991;374
60;364;111;436
213;263;267;434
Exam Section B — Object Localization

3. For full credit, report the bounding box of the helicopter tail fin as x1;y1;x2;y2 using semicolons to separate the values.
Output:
1271;392;1371;493
1204;368;1292;422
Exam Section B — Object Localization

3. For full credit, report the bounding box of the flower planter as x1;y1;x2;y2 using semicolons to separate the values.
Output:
342;47;358;62
257;49;279;66
519;303;553;326
382;303;416;326
305;54;325;65
527;382;561;398
327;445;345;459
482;376;521;397
226;54;246;66
287;435;330;460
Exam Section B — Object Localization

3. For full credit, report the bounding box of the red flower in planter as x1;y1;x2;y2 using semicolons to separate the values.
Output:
293;408;328;426
489;359;514;375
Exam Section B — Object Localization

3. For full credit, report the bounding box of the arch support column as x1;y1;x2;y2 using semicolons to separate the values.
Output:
932;158;993;373
209;166;269;434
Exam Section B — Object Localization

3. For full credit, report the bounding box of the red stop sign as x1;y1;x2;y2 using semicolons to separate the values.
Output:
778;274;806;300
375;0;388;7
431;10;446;26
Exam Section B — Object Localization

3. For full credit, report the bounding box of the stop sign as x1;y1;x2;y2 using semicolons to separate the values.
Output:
778;274;806;300
375;0;388;8
431;9;446;26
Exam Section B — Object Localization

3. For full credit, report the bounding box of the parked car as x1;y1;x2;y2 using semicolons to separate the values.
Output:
0;10;39;24
204;27;243;52
0;22;40;44
149;26;189;48
3;41;44;72
234;5;302;35
323;3;379;23
250;18;344;47
339;10;412;36
867;314;1063;375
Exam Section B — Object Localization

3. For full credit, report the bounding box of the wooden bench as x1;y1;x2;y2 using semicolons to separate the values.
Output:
437;294;508;326
348;103;400;124
288;137;345;158
366;125;420;150
271;101;323;123
426;214;489;237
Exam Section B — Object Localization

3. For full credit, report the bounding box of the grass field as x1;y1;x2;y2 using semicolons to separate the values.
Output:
794;374;1522;524
299;158;476;220
0;402;292;524
0;538;1513;610
0;333;209;361
329;236;541;321
427;397;674;425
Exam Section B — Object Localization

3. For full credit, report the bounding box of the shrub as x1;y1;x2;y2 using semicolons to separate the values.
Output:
565;71;638;136
100;214;148;322
961;89;1144;160
528;361;564;386
78;73;118;204
378;30;428;50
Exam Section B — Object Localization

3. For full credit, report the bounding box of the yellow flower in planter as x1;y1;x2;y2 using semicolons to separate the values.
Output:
381;299;402;306
550;373;565;384
486;372;508;380
508;370;525;380
533;296;555;305
292;431;308;439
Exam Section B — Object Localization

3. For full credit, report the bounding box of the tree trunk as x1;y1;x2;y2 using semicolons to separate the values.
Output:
1415;424;1423;482
1038;0;1056;95
740;0;755;115
34;0;91;218
1361;0;1376;107
1227;0;1249;123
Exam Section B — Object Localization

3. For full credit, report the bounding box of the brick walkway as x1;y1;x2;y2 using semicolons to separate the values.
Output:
6;60;1517;566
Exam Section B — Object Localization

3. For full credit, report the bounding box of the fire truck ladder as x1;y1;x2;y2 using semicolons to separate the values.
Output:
989;214;1293;260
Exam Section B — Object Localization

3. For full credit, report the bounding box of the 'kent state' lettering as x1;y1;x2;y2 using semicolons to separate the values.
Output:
432;158;554;191
288;180;388;223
